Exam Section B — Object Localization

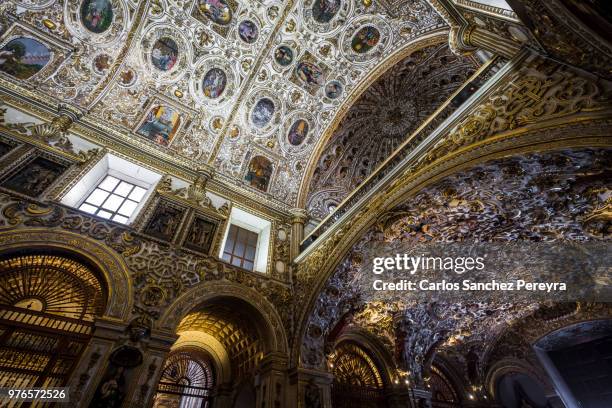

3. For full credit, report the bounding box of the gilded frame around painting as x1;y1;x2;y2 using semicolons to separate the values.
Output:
0;22;72;83
132;95;195;148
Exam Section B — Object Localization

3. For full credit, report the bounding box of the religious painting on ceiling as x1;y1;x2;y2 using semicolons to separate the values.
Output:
245;156;273;192
202;68;227;99
136;105;181;147
251;98;275;128
290;52;330;95
183;216;218;254
0;37;51;80
288;119;309;146
274;46;294;67
312;0;342;23
351;26;380;53
0;156;67;198
197;0;233;26
80;0;114;34
151;37;178;72
238;20;258;44
325;80;343;99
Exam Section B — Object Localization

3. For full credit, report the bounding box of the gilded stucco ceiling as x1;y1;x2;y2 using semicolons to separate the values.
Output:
301;148;611;380
305;42;477;219
0;0;450;207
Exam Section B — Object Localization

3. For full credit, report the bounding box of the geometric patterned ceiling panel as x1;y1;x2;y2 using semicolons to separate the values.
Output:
305;42;477;220
0;0;446;206
178;302;264;379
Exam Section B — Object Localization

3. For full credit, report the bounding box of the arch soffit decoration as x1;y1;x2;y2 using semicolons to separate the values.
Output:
0;228;133;322
291;114;612;364
484;358;553;400
159;280;289;354
295;29;450;208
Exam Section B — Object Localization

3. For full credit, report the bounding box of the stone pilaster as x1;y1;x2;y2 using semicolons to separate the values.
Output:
255;352;289;408
290;208;308;261
288;367;333;408
66;318;127;407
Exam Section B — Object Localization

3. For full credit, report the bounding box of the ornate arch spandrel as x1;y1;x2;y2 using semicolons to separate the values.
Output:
158;280;289;354
0;228;133;322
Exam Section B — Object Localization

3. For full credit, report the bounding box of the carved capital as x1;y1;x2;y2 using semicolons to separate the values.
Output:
449;25;477;57
290;208;308;225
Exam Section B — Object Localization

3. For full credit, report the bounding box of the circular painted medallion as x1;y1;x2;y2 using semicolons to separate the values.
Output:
325;81;343;99
274;46;294;66
80;0;114;34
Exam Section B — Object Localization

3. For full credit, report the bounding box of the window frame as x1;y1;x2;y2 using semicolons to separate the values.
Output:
78;174;148;224
221;224;259;271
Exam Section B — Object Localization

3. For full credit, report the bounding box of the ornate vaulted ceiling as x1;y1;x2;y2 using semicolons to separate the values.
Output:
0;0;452;207
305;42;477;219
301;148;611;380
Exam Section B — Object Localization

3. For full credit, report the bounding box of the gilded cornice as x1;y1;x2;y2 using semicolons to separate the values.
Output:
0;86;294;220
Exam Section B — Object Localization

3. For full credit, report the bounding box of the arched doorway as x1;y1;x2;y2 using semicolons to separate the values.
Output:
153;348;216;408
330;341;386;408
159;293;282;408
0;252;107;391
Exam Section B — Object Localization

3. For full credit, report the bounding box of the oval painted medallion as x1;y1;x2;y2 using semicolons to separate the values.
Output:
251;98;275;128
238;20;258;44
80;0;114;34
288;119;309;146
151;37;179;72
351;26;380;53
274;46;294;66
202;68;227;99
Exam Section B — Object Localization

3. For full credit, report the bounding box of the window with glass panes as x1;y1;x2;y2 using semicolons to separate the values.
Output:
79;175;146;224
222;225;258;271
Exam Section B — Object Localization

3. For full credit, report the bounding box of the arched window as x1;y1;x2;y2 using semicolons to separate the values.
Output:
0;252;107;389
154;348;215;408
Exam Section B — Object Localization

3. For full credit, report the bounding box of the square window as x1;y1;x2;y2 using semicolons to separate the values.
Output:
79;176;147;224
98;210;112;219
112;214;129;224
79;203;97;214
101;194;123;211
129;186;147;201
118;200;138;217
